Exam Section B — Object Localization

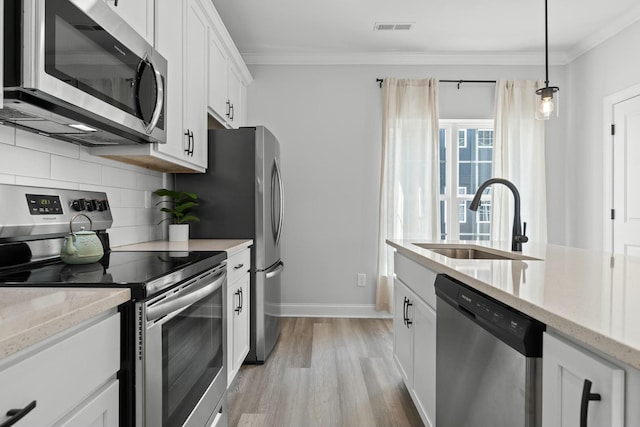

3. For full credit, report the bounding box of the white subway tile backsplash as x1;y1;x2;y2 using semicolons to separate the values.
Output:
136;172;163;191
15;129;80;159
102;165;137;189
0;124;16;146
50;155;102;185
0;174;16;184
0;144;51;178
15;177;80;190
121;189;147;208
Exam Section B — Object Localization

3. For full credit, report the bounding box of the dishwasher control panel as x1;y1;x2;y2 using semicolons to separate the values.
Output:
435;273;545;357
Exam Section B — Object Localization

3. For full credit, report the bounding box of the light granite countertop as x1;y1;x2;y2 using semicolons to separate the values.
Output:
114;239;252;256
0;288;130;360
387;239;640;370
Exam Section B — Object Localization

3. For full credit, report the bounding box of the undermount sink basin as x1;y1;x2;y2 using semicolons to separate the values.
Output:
413;244;539;261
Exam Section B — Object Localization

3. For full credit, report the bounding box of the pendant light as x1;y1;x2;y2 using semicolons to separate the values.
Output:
535;0;559;120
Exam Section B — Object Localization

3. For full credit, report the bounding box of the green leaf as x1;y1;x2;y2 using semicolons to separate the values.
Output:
177;214;200;224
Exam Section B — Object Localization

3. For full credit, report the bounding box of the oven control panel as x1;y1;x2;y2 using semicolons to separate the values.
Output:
26;194;63;215
0;184;113;239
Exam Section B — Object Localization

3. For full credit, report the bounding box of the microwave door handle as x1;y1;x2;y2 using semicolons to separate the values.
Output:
274;158;284;245
142;56;164;134
146;270;226;322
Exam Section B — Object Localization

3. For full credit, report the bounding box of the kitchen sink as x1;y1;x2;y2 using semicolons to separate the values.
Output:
413;244;539;261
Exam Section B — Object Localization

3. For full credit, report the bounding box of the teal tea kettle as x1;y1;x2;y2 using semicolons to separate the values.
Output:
60;214;105;264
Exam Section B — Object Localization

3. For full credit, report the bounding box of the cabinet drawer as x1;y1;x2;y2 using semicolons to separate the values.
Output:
0;313;120;427
394;252;437;309
227;248;251;285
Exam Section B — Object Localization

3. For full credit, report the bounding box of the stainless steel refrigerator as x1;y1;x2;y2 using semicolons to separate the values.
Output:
176;126;284;363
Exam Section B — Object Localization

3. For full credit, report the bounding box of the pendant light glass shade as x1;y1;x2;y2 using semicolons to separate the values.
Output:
535;86;559;120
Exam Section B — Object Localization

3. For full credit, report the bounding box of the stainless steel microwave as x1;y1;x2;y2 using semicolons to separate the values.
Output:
2;0;167;146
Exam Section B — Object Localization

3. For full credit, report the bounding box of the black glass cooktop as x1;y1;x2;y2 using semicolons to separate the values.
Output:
0;250;227;299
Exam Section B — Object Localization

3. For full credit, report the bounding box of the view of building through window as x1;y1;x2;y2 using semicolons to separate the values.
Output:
439;120;494;240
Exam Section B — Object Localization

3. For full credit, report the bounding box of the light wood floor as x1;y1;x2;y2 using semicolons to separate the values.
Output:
227;317;424;427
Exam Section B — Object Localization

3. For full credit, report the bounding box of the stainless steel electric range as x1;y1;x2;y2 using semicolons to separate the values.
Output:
0;184;229;427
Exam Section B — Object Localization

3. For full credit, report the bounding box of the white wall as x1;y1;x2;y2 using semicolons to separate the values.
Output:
247;63;566;316
0;124;166;247
564;20;640;251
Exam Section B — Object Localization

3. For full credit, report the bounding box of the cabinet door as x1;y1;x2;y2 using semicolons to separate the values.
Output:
227;66;244;128
232;275;251;375
412;298;436;427
393;279;414;387
55;381;119;427
543;333;625;427
208;31;229;121
182;0;208;169
104;0;154;43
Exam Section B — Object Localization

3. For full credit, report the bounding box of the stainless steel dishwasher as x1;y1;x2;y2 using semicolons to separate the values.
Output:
435;274;545;427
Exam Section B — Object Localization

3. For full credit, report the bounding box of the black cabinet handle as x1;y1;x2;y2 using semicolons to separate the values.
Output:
239;287;243;313
184;129;191;154
234;263;244;270
114;0;119;6
402;297;408;326
580;379;601;427
1;400;36;427
234;288;242;314
405;299;413;327
226;100;231;118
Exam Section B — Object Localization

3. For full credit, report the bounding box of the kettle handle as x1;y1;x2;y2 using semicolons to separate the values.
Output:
70;213;94;233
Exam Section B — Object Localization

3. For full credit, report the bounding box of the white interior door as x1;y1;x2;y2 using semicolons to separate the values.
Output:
613;95;640;255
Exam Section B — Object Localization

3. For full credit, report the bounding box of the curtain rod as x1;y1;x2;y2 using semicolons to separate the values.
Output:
376;78;496;89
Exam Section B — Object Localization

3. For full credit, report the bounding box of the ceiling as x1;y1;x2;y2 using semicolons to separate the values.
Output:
211;0;640;65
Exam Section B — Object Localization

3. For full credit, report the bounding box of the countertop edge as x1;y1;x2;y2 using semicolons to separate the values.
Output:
113;239;253;255
387;240;640;371
0;288;131;361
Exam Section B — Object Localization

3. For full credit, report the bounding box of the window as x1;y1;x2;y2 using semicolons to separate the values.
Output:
439;120;494;240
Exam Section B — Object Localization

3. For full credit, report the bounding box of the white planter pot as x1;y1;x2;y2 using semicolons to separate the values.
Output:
168;224;189;242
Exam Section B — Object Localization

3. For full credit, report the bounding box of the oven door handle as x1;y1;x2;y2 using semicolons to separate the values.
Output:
147;270;226;322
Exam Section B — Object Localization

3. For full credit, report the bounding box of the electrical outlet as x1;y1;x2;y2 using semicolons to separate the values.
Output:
357;273;366;287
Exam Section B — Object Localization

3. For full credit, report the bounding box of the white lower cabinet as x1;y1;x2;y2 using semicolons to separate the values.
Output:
226;248;251;385
0;312;121;427
543;332;625;427
393;252;437;427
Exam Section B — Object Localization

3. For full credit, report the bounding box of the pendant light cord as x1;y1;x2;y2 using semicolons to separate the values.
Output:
544;0;549;87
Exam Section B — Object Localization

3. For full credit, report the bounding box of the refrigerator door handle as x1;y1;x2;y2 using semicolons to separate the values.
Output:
270;161;278;244
274;158;284;246
265;261;285;279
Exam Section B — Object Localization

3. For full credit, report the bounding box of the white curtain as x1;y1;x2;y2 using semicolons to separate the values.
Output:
492;80;547;244
376;78;440;312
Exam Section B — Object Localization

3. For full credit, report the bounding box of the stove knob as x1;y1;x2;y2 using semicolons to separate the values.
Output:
96;200;109;211
71;199;87;211
86;200;98;212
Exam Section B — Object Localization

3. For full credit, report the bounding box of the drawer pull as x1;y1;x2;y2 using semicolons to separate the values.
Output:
1;400;36;427
234;263;245;270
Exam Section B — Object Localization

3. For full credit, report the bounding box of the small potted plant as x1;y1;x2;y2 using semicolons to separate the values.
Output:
153;188;200;241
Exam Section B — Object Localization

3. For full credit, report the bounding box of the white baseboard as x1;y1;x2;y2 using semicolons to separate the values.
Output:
278;303;392;319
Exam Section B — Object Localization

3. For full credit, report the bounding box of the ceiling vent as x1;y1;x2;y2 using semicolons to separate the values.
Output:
373;22;414;31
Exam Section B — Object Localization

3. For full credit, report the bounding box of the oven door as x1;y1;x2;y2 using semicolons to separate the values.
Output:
140;264;226;427
19;0;166;141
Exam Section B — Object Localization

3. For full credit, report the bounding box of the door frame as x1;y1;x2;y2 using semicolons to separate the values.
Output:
602;83;640;252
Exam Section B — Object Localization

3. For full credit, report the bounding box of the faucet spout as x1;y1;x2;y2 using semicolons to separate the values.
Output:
469;178;528;252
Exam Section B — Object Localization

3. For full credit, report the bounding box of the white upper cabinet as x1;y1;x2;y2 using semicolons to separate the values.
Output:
91;0;252;172
202;1;251;129
104;0;155;44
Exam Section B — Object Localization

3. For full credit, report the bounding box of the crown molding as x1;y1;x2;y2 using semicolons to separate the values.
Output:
241;51;569;66
565;5;640;63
